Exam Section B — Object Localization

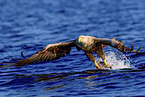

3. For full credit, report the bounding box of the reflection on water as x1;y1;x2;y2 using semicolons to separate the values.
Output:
6;68;143;93
9;69;111;90
45;84;67;91
1;65;145;96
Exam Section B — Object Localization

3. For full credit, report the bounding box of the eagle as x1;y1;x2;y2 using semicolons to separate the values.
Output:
3;35;144;69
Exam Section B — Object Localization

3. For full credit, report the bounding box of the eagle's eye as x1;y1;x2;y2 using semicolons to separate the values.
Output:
87;38;90;42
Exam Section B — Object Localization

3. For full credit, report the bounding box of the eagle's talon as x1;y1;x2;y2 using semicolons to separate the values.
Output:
103;60;110;68
95;60;101;69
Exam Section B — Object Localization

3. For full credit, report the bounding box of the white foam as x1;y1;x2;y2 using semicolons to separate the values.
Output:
96;51;133;70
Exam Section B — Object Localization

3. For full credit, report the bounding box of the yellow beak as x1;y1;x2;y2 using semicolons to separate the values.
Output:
78;37;82;42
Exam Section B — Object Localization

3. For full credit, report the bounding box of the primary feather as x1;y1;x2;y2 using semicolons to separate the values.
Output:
14;41;76;67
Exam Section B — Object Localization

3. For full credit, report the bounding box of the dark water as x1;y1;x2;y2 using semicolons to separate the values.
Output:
1;0;145;96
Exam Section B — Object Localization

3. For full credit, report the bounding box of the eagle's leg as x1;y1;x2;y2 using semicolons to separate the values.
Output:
96;53;110;68
95;44;110;68
85;52;101;69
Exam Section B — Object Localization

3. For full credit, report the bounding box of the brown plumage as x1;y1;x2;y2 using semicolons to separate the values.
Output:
14;41;76;67
2;35;144;69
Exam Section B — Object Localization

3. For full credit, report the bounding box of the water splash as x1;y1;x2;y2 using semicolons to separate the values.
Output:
97;51;133;70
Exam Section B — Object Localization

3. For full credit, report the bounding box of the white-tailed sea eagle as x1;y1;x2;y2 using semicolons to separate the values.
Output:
2;35;144;69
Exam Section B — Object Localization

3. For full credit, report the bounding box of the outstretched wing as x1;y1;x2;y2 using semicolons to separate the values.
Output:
110;38;143;53
14;40;76;67
94;37;144;54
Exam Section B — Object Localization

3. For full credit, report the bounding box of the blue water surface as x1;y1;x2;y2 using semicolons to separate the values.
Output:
1;0;145;97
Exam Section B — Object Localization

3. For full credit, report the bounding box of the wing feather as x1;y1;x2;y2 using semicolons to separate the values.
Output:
14;40;76;67
94;37;143;54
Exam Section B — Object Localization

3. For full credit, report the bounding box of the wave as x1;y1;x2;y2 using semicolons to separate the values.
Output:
97;51;133;70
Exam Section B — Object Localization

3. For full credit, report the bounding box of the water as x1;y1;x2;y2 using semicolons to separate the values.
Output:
98;51;132;70
0;0;145;96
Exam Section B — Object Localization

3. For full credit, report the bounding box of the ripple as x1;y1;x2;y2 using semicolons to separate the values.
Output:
1;0;145;96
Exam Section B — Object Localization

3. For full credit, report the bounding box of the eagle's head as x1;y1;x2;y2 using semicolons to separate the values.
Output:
77;35;94;49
